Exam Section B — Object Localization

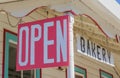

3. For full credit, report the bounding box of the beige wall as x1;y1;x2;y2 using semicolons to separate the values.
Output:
0;7;65;78
0;12;18;77
0;7;119;78
74;36;119;78
42;68;66;78
73;15;120;78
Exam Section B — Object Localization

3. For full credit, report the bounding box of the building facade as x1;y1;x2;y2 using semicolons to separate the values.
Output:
0;0;120;78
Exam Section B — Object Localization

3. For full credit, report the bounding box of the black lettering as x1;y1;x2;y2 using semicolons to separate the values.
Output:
91;42;96;58
97;45;101;60
80;37;85;53
102;48;106;62
107;51;111;63
87;40;91;55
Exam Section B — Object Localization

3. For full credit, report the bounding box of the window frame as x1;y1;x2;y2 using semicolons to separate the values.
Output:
99;69;113;78
75;65;87;78
66;65;87;78
2;29;41;78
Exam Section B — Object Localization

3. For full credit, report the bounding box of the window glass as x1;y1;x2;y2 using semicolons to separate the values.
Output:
75;74;83;78
8;45;21;78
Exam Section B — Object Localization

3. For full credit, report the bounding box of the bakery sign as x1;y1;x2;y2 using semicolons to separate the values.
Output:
16;15;69;71
77;35;114;66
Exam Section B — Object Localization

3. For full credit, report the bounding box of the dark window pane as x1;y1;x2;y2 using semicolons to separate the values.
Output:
23;70;34;78
8;44;34;78
75;74;83;78
8;45;21;78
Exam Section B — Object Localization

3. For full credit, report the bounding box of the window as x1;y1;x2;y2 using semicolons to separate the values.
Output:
3;29;41;78
100;69;113;78
75;65;87;78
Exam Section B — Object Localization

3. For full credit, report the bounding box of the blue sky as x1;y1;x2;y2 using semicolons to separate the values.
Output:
98;0;120;20
116;0;120;4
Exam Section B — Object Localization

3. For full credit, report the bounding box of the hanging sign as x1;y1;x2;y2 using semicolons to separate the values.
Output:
77;35;114;66
16;15;70;71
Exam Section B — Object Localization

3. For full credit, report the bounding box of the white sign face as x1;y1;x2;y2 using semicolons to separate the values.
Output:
77;35;114;66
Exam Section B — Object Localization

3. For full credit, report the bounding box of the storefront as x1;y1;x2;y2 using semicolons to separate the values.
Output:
1;0;120;78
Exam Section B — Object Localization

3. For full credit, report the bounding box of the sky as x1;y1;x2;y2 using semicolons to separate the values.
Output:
116;0;120;4
98;0;120;20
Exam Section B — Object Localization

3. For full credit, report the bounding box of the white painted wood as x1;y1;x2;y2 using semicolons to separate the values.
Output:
66;12;75;78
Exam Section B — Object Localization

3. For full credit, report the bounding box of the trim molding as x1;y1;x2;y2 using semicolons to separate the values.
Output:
99;69;113;78
2;29;41;78
2;29;17;78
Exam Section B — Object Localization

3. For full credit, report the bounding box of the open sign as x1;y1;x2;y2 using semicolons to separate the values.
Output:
16;15;69;71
